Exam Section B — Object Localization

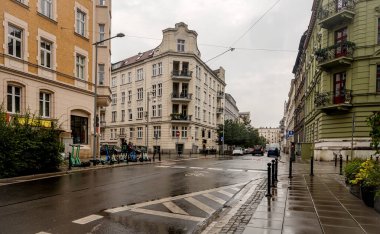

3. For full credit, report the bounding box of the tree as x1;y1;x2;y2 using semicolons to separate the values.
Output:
368;112;380;155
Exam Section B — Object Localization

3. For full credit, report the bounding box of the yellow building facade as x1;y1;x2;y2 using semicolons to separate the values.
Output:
0;0;112;157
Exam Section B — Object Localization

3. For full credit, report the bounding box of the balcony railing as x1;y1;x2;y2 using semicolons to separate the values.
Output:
171;92;192;101
318;0;356;29
217;91;224;99
314;90;352;112
315;41;355;70
170;113;192;121
171;70;193;78
216;107;224;114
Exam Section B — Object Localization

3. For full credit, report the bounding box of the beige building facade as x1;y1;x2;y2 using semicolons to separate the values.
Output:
0;0;112;157
225;93;239;121
258;127;281;145
102;23;226;154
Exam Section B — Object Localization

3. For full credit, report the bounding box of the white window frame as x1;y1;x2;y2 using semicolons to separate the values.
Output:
177;39;185;52
121;110;125;122
128;90;132;102
40;39;52;68
152;64;157;76
112;93;117;105
137;107;144;119
7;24;23;58
137;127;143;139
111;77;117;87
98;24;105;44
76;53;86;80
137;88;143;100
172;126;179;137
158;83;162;96
128;72;132;83
152;85;157;97
137;68;144;81
99;0;106;6
111;111;117;122
154;126;161;138
40;0;53;18
39;91;51;118
181;127;188;138
74;3;89;38
121;92;125;104
130;128;134;138
158;62;163;75
121;74;126;84
98;64;105;85
128;109;132;121
158;104;162;117
152;105;156;117
7;85;21;113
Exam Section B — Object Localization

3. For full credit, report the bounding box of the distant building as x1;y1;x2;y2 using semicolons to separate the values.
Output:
258;128;281;145
0;0;113;157
224;93;239;121
103;23;226;154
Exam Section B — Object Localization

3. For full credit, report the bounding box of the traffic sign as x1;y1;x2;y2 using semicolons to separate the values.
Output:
288;131;294;136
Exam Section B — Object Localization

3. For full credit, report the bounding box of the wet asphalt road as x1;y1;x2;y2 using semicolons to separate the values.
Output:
0;155;273;234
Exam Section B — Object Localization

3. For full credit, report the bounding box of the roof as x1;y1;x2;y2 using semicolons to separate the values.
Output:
112;49;156;70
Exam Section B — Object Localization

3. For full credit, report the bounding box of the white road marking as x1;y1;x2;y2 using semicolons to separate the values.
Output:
227;169;243;172
104;206;129;213
217;190;234;197
172;166;187;169
184;197;215;214
36;232;52;234
163;201;189;215
156;165;170;168
72;214;103;225
208;167;223;171
130;208;204;222
202;193;226;205
189;167;204;169
230;187;240;191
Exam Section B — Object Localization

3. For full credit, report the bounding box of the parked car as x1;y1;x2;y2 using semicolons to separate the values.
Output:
267;146;280;157
232;147;244;156
252;145;264;156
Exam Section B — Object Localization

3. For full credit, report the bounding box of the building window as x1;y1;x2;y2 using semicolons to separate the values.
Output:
195;127;199;139
154;126;161;138
128;72;132;83
208;130;211;139
177;39;185;52
172;126;179;137
76;54;85;79
111;77;117;87
196;65;201;79
8;25;22;58
40;0;53;18
137;127;143;138
121;92;125;104
377;65;380;92
152;64;157;76
76;9;86;36
98;64;104;85
111;111;117;122
111;94;117;105
99;0;106;6
378;18;380;45
158;104;162;117
130;128;134;138
152;105;156;117
40;39;52;68
121;110;125;122
152;85;157;97
182;127;188;138
128;90;132;101
7;85;21;113
158;62;163;75
121;74;126;84
137;68;144;81
98;24;105;44
71;115;88;144
39;92;51;117
137;88;144;100
137;107;144;119
128;109;132;121
158;83;162;96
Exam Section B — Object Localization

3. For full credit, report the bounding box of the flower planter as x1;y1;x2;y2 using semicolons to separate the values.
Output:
349;184;361;199
361;185;375;207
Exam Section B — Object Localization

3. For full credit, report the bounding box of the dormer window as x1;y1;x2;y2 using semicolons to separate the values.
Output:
177;39;185;52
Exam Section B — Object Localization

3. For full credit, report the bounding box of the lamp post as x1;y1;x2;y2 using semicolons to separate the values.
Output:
146;91;155;157
92;33;125;163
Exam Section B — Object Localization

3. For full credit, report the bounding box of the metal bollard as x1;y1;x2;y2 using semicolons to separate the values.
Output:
190;151;192;158
153;152;155;162
68;152;72;170
376;155;379;162
370;155;373;160
275;158;278;182
339;154;343;175
310;155;314;176
334;153;337;167
159;151;161;161
271;160;276;187
266;163;272;197
288;156;293;179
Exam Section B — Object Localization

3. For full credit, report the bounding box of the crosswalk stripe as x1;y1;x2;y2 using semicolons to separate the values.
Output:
189;167;204;169
156;165;170;168
217;190;234;197
208;168;222;171
163;201;189;215
230;187;240;191
185;197;215;214
172;166;186;169
104;206;129;213
227;169;243;172
72;214;103;224
130;208;204;222
36;232;51;234
202;193;226;205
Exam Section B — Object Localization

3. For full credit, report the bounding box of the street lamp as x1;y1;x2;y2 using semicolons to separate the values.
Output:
92;33;125;163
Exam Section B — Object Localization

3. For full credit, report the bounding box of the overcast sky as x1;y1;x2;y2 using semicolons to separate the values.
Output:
111;0;313;128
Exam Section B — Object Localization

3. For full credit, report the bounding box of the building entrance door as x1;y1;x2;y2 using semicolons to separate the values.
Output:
333;72;346;104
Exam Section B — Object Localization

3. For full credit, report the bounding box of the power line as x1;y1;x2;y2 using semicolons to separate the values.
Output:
229;0;282;47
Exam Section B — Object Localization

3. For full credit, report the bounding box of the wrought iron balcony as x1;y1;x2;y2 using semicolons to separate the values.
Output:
318;0;356;29
171;92;192;101
217;91;224;99
315;41;355;70
171;70;193;80
170;113;192;122
216;107;224;114
314;90;352;113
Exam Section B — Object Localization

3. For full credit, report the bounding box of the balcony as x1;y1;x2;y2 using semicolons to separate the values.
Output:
97;86;112;107
314;90;352;113
170;113;192;123
318;0;356;29
100;121;106;128
217;91;224;99
171;92;192;102
315;41;355;70
171;70;192;80
216;107;224;114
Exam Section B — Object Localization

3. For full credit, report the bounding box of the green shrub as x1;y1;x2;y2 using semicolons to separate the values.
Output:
344;158;365;183
0;109;62;178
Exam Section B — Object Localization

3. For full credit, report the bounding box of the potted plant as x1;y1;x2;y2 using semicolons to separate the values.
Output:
344;158;365;198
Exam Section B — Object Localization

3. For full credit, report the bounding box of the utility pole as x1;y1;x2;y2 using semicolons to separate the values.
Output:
146;91;150;156
351;112;355;161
